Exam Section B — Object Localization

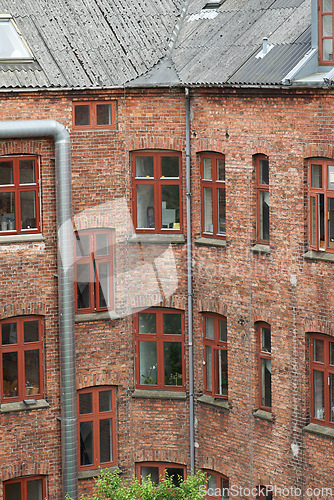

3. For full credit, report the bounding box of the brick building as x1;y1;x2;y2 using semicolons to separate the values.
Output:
0;0;334;499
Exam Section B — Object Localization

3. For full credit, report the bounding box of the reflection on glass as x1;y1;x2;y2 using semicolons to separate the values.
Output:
77;263;91;309
27;479;43;500
20;191;36;229
76;234;90;257
215;349;228;396
99;390;112;412
79;392;92;414
203;158;212;180
136;184;154;228
206;346;212;392
161;185;180;229
3;351;18;397
323;38;333;61
219;319;227;341
100;418;113;463
161;156;179;177
80;421;93;465
139;341;157;385
98;261;110;308
97;104;111;125
136;157;154;177
310;196;316;247
218;189;226;235
24;350;40;395
260;190;269;241
319;193;325;248
205;317;215;339
261;327;271;353
138;312;156;334
311;164;322;188
314;370;324;419
323;0;332;13
141;466;159;485
323;14;333;36
261;358;271;408
204;187;213;233
0;192;15;231
163;313;182;334
19;160;35;184
217;158;225;181
259;159;269;185
24;320;39;342
96;233;109;256
330;342;334;365
2;322;17;345
314;339;324;362
0;161;13;184
164;342;182;386
75;105;90;126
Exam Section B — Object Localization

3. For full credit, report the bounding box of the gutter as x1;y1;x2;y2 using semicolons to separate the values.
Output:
0;120;77;500
185;89;195;473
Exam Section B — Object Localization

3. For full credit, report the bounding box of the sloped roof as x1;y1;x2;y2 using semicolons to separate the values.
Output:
0;0;312;90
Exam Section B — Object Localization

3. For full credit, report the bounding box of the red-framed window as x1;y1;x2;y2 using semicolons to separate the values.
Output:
200;152;226;238
203;314;228;398
132;151;182;233
135;309;185;390
255;155;269;244
203;470;229;500
1;316;44;402
75;229;114;314
73;101;116;129
4;476;46;500
308;159;334;252
319;0;334;64
257;485;273;500
0;156;40;235
257;322;272;411
310;333;334;427
78;386;117;470
137;462;186;486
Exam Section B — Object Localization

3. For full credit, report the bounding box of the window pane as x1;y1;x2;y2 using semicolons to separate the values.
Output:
330;342;334;365
24;320;39;342
136;156;154;177
19;160;35;184
79;392;92;414
328;198;334;249
20;191;36;229
4;482;21;500
141;466;159;485
203;158;212;180
261;358;271;408
328;165;334;189
136;184;154;228
323;38;333;60
310;196;317;247
311;164;323;188
217;158;225;181
323;14;333;36
161;156;179;177
2;322;17;344
260;190;269;241
219;319;227;342
0;20;31;59
165;468;184;487
218;188;226;235
27;479;43;500
0;192;15;231
164;342;182;386
323;0;332;13
96;233;109;256
319;193;325;249
205;317;215;339
215;349;228;396
75;105;90;126
163;313;182;335
99;389;112;412
96;104;111;125
208;475;217;490
98;261;110;308
161;185;180;229
314;339;324;362
3;351;18;397
0;160;13;184
259;159;269;185
261;327;271;353
100;418;113;463
206;346;212;392
330;374;334;423
24;350;40;395
204;187;213;233
139;341;157;385
138;312;156;334
76;263;91;309
314;370;325;420
76;234;90;257
80;421;94;465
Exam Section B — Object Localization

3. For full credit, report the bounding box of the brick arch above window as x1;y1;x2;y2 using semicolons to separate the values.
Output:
249;141;271;158
0;301;46;320
252;309;272;326
197;455;229;478
134;449;187;466
0;462;50;482
305;319;334;338
304;145;334;160
129;137;184;152
76;372;120;390
197;298;227;317
0;142;44;157
194;139;225;155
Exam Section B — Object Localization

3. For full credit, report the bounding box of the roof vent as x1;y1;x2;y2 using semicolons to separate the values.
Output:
256;37;274;59
203;0;224;9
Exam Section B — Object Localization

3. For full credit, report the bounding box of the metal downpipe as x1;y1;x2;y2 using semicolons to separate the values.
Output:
0;120;78;500
185;89;195;473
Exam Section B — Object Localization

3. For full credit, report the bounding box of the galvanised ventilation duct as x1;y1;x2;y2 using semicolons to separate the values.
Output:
0;120;78;500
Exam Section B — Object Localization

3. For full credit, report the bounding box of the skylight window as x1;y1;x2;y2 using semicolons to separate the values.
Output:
203;0;225;9
0;17;33;61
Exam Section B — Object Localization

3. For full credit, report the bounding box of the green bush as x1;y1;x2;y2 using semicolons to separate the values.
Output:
66;469;206;500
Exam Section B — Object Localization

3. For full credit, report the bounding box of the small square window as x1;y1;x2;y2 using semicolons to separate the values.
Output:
73;101;116;129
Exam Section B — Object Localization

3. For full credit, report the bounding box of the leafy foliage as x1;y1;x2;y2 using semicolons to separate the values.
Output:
66;469;206;500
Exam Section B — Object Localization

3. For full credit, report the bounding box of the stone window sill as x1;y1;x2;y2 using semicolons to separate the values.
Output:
253;409;274;422
0;234;45;244
129;233;186;245
251;244;271;254
197;394;230;410
75;311;120;323
78;466;120;480
132;389;187;400
304;422;334;439
0;399;50;413
195;237;227;248
302;250;334;263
